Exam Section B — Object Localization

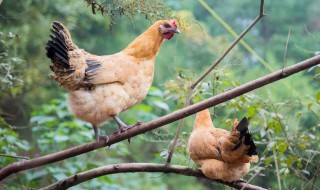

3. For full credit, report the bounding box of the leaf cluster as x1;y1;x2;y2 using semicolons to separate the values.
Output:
84;0;172;29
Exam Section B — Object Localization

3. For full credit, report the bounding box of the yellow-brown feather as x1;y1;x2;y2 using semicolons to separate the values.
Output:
188;109;259;182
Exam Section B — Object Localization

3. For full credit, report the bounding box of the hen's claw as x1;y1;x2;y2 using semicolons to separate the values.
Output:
98;135;109;143
234;178;247;184
112;118;142;144
93;125;109;144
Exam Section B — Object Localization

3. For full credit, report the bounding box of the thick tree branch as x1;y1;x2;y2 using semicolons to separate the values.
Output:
166;0;265;164
0;55;319;181
40;163;268;190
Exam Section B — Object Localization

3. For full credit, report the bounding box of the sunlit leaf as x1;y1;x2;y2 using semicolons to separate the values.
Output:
54;135;69;142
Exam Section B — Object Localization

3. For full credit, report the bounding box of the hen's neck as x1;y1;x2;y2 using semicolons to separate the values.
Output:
122;26;165;61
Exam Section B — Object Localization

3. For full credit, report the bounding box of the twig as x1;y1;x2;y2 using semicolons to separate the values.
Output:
193;0;265;87
311;163;320;190
240;168;263;190
165;0;266;164
266;131;282;190
282;26;291;67
40;163;268;190
270;104;299;156
0;54;319;181
0;154;29;160
166;89;192;164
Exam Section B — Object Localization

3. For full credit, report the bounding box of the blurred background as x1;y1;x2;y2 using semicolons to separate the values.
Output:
0;0;319;189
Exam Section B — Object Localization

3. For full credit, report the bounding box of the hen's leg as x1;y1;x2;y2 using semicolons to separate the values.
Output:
92;125;109;142
112;115;130;132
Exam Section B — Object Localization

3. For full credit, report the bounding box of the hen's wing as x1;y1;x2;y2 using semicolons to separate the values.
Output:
81;53;135;86
46;22;129;90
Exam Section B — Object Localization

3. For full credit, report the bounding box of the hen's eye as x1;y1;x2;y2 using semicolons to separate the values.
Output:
163;23;171;28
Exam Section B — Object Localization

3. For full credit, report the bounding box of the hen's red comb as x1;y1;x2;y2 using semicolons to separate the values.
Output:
169;19;177;27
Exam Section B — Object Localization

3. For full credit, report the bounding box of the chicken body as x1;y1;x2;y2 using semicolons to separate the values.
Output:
46;20;180;141
67;52;154;126
188;109;258;182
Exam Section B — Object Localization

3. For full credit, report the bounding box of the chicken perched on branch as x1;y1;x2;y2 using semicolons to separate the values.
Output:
46;20;180;142
188;109;259;182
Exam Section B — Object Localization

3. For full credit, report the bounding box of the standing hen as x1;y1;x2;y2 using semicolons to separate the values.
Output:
45;20;180;142
188;109;259;182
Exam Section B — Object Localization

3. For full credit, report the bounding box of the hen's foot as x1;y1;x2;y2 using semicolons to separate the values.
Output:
92;125;109;144
234;178;247;184
98;135;109;143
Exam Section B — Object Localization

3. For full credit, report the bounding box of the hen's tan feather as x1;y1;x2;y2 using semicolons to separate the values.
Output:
188;109;259;182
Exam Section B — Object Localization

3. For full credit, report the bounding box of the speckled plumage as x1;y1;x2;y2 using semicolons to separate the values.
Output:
46;20;180;140
188;109;259;182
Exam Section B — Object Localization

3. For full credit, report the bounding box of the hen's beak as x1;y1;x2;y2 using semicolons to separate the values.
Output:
172;28;181;34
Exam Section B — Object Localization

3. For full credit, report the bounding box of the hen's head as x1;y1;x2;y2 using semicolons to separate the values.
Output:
158;19;180;40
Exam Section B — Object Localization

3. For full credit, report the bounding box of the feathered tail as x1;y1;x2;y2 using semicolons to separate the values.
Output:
46;21;84;90
46;22;77;67
230;117;259;163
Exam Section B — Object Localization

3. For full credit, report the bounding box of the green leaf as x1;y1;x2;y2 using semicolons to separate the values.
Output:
247;106;255;117
0;117;11;128
268;141;276;150
260;128;266;137
316;91;320;103
295;112;302;119
160;149;168;158
132;104;152;112
30;116;56;125
152;100;169;111
53;173;68;181
54;135;69;142
278;141;288;153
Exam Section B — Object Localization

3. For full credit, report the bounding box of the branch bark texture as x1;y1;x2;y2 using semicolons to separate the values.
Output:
1;55;319;181
40;163;268;190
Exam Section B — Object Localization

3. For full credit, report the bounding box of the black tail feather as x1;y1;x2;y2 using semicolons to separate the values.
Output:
232;117;258;156
46;40;67;61
245;132;258;156
49;29;67;49
235;117;249;139
52;22;65;33
49;34;67;53
46;22;71;69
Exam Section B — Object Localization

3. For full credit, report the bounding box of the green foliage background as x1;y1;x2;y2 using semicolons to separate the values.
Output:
0;0;319;189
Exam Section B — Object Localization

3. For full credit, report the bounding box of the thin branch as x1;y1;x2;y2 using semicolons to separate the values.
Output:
192;0;265;88
240;168;263;190
40;163;268;190
311;163;320;190
166;89;192;163
0;54;319;181
271;104;300;158
266;131;282;190
0;154;29;160
165;0;265;164
282;26;291;67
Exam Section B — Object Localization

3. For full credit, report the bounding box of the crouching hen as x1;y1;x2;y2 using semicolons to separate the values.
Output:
188;109;259;182
46;20;180;142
